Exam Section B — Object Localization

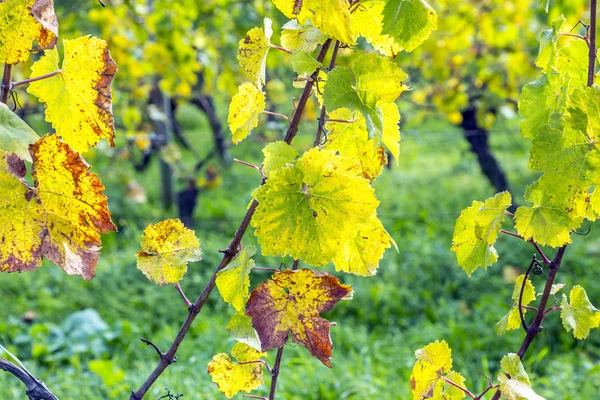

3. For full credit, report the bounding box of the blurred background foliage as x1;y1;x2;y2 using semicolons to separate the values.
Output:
1;0;600;398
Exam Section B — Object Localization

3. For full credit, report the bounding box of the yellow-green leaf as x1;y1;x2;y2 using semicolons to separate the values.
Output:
280;19;327;53
0;102;39;162
228;83;265;144
351;0;401;57
0;134;116;279
226;311;262;351
0;0;58;64
272;0;354;44
216;245;256;311
251;148;381;266
410;340;453;399
238;18;272;88
136;219;201;285
497;275;537;336
498;353;545;400
451;191;512;276
208;342;266;398
289;52;322;75
381;0;437;52
245;269;352;367
512;275;536;305
560;285;600;340
27;36;117;153
262;141;298;178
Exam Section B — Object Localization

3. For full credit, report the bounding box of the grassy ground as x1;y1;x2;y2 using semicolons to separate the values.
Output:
1;106;599;399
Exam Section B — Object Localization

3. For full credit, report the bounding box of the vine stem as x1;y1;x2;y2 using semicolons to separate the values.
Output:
268;347;285;400
11;70;63;88
589;0;597;86
129;39;333;400
1;64;12;104
0;358;58;400
490;246;567;400
440;376;476;399
314;41;341;146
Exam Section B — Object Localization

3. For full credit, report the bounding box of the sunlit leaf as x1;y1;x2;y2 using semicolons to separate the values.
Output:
350;0;400;57
27;36;117;153
498;354;545;400
226;311;262;351
0;0;58;64
560;285;600;340
216;245;256;311
410;340;453;399
238;18;272;88
228;83;265;144
280;19;327;53
381;0;437;52
245;269;352;367
208;342;266;398
289;52;322;75
0;102;39;162
0;134;116;279
261;141;298;178
136;219;201;285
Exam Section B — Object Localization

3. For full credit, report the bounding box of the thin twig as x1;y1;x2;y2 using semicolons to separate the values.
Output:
325;118;355;123
253;267;281;272
499;230;550;266
269;44;292;54
588;0;598;87
314;41;341;146
263;110;289;120
234;158;262;174
237;360;271;373
11;70;62;89
175;283;192;308
559;32;588;42
499;229;523;239
243;395;268;400
518;256;540;332
440;376;476;399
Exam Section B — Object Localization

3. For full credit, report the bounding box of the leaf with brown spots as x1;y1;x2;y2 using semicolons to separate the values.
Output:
27;35;117;153
237;18;272;88
245;269;352;367
0;134;116;279
0;0;58;64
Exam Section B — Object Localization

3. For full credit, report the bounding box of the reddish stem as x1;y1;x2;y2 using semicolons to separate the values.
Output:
440;376;476;399
11;70;62;88
269;44;292;54
175;283;191;308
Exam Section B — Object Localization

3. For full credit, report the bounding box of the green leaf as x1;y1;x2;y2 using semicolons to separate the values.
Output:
226;311;262;351
381;0;437;52
289;52;322;75
451;191;512;276
498;354;545;400
560;285;600;340
323;53;407;140
280;19;327;53
519;73;567;140
0;103;39;162
216;245;256;311
262;141;299;178
535;16;564;72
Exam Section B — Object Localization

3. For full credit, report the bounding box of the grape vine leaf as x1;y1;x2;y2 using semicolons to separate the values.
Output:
410;340;453;399
323;53;407;140
238;18;272;88
496;275;536;336
381;0;438;52
351;0;401;58
208;342;266;398
560;285;600;340
535;16;564;72
136;218;202;286
333;214;396;276
262;141;298;178
245;269;352;367
498;354;545;400
440;370;467;400
216;245;257;311
0;0;58;64
518;73;567;140
226;311;262;351
272;0;354;44
451;191;512;276
27;36;117;154
0;134;116;279
280;19;327;53
289;52;322;75
0;102;39;162
251;148;380;266
228;83;265;144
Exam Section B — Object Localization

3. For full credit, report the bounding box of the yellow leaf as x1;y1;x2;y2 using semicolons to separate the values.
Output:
228;83;265;144
281;19;327;53
216;245;256;311
136;219;202;285
208;342;266;398
410;340;453;399
261;141;298;178
351;0;401;57
238;18;272;88
0;0;58;64
246;269;352;367
27;36;117;153
251;148;381;266
272;0;354;44
333;214;396;276
0;134;116;279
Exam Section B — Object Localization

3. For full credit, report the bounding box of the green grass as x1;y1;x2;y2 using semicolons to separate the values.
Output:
1;108;599;399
